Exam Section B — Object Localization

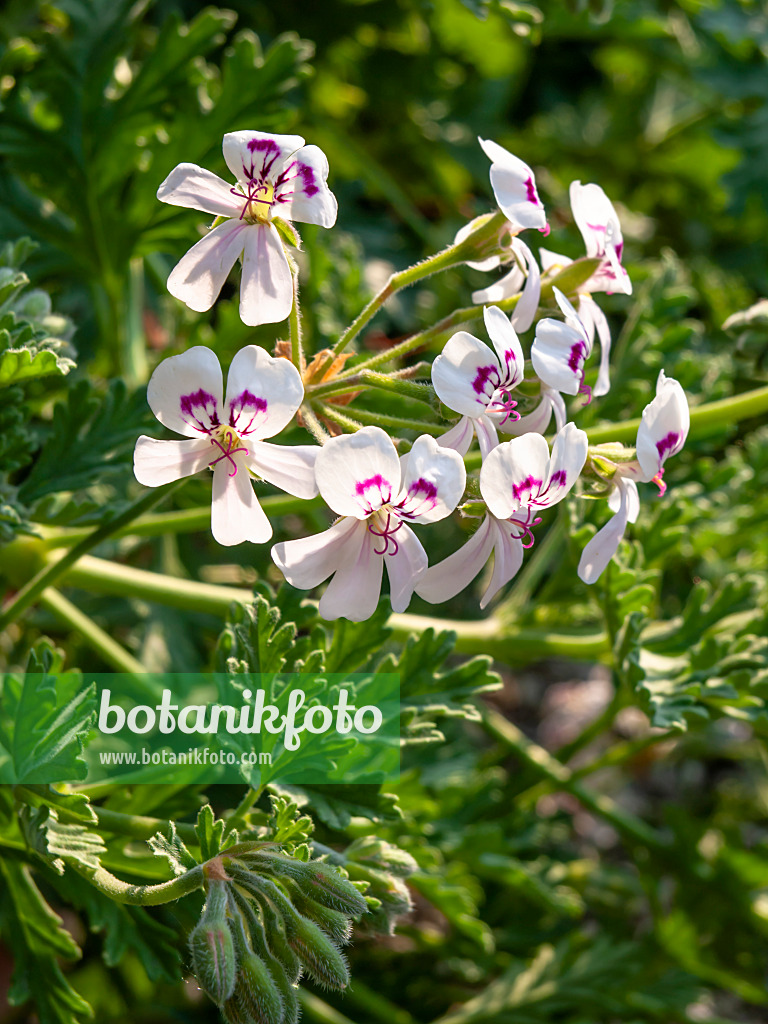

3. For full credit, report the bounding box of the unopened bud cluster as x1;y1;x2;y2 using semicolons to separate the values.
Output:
188;850;369;1024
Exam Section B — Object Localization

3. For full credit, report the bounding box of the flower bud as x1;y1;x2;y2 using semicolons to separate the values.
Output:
189;882;237;1004
346;837;419;877
269;856;368;918
290;888;353;945
233;953;285;1024
287;914;349;991
233;892;301;1024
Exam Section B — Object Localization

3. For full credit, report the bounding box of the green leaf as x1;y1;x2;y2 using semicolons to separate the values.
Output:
148;821;197;876
380;628;502;743
0;649;96;783
0;859;92;1024
269;782;401;830
20;805;106;875
195;803;227;861
17;379;150;503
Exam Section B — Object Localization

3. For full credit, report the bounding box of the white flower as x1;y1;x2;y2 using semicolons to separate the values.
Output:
134;346;319;545
578;370;689;583
480;138;547;234
432;306;525;459
157;131;337;326
452;139;547;333
569;181;631;297
417;423;588;608
271;427;466;621
527;287;594;434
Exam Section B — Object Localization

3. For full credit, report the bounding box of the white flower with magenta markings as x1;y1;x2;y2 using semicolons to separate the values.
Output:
578;370;689;584
134;346;318;546
418;423;588;608
432;305;525;459
157;131;337;325
272;426;466;621
529;287;595;433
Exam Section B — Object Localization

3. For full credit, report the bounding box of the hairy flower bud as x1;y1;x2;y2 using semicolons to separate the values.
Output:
233;894;301;1024
345;837;419;877
189;881;237;1004
233;953;285;1024
250;853;368;917
287;913;349;990
289;888;353;945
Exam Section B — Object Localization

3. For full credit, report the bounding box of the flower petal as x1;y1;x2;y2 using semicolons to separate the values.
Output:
211;459;271;545
577;478;638;584
319;525;384;622
471;263;524;304
239;223;293;326
156;162;243;218
222;131;305;184
167;220;247;313
544;422;588;506
385;523;428;613
569;181;622;260
273;144;337;228
480;432;551;519
479;137;547;231
272;516;362;589
437;415;474;456
247;441;319;499
224;344;304;439
480;519;524;608
581;296;612;397
315;425;401;518
397;434;466;524
503;393;554;437
483;305;524;388
133;436;213;486
531;318;587;396
147;346;224;438
475;414;499;460
509;237;541;333
432;331;501;417
416;515;495;604
539;247;572;275
635;370;690;481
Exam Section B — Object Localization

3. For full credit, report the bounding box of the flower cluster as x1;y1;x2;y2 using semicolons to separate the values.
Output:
136;130;690;621
189;851;369;1024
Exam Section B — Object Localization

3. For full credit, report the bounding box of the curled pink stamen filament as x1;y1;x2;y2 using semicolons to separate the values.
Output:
488;390;521;426
508;509;543;549
368;513;403;556
209;431;249;477
652;469;667;497
579;379;592;404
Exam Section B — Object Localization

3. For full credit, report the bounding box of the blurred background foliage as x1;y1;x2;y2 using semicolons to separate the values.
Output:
1;1;768;1023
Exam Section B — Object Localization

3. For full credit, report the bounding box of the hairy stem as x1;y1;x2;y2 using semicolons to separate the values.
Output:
70;860;205;905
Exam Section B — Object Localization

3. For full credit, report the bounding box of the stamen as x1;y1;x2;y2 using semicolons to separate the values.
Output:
488;389;522;426
507;507;542;549
209;430;249;477
368;513;404;556
579;379;592;404
231;180;273;221
652;469;667;497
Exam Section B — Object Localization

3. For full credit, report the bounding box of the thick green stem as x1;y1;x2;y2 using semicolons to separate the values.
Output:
52;554;253;615
39;587;146;675
0;482;184;630
481;706;669;851
39;494;321;549
71;860;205;905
